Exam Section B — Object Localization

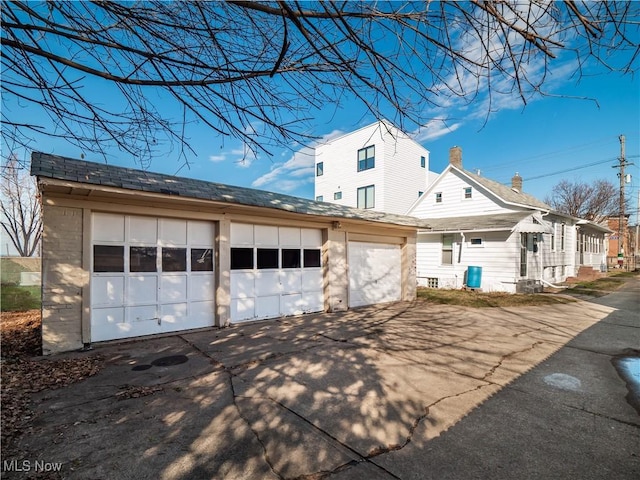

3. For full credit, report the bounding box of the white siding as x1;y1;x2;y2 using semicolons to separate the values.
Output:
416;232;521;293
314;121;430;215
411;170;510;219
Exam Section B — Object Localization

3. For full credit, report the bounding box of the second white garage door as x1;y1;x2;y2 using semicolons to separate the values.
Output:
348;241;402;308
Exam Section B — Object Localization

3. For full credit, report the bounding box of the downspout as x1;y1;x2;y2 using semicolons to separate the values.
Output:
457;231;465;288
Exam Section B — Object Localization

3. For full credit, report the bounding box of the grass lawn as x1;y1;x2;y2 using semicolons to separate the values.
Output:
417;288;576;307
1;284;42;312
567;270;639;296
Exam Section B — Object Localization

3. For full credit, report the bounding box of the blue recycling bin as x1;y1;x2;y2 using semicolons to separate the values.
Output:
467;266;482;289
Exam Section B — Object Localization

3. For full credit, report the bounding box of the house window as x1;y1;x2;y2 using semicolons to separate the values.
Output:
435;192;442;203
357;185;375;209
230;248;253;270
162;247;187;272
464;187;472;199
560;223;566;251
334;191;342;200
316;162;323;176
357;145;375;171
520;233;527;277
93;245;124;272
469;237;483;247
442;234;453;265
315;195;323;202
427;277;439;288
420;156;426;168
551;222;556;251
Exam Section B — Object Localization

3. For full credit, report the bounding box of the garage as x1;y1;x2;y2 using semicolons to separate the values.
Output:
230;223;324;322
348;241;402;307
91;213;215;341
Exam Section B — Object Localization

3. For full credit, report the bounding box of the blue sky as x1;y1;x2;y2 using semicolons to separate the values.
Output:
3;6;639;223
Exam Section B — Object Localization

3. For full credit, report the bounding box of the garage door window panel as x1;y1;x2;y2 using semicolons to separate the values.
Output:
130;246;157;272
303;249;321;268
162;248;187;272
94;245;125;272
282;249;301;268
257;248;279;269
191;248;213;271
231;248;254;270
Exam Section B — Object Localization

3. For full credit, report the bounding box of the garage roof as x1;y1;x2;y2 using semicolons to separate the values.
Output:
31;152;430;228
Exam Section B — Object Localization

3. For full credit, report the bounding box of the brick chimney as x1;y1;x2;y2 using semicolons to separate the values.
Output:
449;146;462;168
512;172;523;192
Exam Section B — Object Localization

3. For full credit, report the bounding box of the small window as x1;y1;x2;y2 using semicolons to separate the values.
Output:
316;195;323;202
442;234;453;265
469;238;483;247
282;249;301;268
94;245;124;272
560;223;566;251
191;248;213;271
418;191;424;197
435;192;442;203
231;248;253;270
427;277;439;288
130;246;157;272
464;187;472;199
357;184;375;209
316;162;323;176
357;145;375;171
303;249;321;268
162;247;187;272
257;248;279;269
334;191;342;200
420;156;426;168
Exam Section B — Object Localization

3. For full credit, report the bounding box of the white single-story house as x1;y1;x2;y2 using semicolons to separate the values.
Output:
31;152;428;354
407;147;610;293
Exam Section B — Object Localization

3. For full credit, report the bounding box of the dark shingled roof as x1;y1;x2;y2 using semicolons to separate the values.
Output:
31;152;430;228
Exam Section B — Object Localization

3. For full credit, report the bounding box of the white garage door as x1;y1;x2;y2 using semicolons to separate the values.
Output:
348;242;402;308
230;224;324;322
91;213;215;342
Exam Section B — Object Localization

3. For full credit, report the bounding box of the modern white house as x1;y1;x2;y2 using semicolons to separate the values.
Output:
407;147;610;293
31;152;427;354
314;120;439;215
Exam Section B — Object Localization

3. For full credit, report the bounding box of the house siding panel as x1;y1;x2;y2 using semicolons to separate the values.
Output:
315;121;430;215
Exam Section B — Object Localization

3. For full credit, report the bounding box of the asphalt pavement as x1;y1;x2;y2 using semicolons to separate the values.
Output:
3;278;639;480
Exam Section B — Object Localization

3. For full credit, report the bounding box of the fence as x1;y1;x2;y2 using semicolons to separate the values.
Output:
606;256;638;272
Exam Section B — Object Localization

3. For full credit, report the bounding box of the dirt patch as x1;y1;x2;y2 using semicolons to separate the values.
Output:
1;310;103;455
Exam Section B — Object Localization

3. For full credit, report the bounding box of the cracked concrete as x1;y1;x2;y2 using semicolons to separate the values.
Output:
3;285;638;480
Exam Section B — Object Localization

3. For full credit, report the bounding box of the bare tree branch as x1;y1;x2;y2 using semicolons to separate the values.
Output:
1;1;638;165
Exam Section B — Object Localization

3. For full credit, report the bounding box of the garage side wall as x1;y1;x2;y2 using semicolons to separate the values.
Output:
41;205;86;354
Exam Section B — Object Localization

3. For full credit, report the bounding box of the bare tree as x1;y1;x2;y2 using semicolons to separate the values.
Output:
1;155;42;257
1;1;639;167
545;179;622;223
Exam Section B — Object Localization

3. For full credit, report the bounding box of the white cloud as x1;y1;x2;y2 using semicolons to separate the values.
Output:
251;129;345;192
251;147;315;191
413;120;462;143
209;154;226;163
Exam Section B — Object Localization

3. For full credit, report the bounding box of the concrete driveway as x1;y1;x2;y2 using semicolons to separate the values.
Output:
4;289;638;479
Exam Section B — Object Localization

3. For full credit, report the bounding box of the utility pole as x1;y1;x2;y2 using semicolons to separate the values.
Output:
614;135;632;265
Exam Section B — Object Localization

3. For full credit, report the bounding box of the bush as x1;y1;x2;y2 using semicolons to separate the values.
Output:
1;284;41;311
